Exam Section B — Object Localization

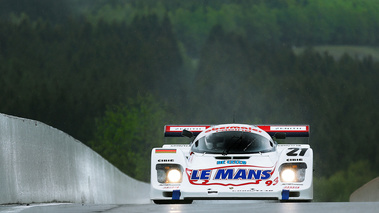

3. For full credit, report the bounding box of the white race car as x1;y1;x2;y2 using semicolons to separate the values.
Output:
150;124;313;204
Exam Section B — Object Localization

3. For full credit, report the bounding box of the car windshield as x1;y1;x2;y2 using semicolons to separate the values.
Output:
191;131;275;154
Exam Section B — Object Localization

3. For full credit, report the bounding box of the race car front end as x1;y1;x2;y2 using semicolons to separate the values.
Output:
150;145;193;204
151;147;312;203
150;124;313;204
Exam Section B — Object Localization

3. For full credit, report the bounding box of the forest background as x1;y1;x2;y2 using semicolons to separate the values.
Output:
1;0;379;202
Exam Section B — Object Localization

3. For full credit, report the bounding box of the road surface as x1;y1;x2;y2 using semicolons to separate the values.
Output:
1;201;379;213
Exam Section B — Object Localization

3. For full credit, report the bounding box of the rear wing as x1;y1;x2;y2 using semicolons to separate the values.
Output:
164;125;310;137
257;125;310;137
164;125;211;137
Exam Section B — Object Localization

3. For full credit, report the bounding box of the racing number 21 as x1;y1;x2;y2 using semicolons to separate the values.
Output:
286;148;308;156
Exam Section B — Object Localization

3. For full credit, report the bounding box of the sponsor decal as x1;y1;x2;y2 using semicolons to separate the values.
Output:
257;125;310;137
186;165;277;186
270;126;307;131
165;144;190;147
205;126;262;134
169;126;209;132
159;183;180;189
163;186;180;189
158;159;174;162
284;186;300;189
217;160;247;165
155;149;176;153
286;158;303;162
232;189;274;192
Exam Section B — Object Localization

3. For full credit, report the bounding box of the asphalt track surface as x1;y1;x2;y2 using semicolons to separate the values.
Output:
1;201;379;213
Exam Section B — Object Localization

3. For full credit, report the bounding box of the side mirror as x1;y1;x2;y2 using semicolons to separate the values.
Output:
274;132;286;139
181;129;194;138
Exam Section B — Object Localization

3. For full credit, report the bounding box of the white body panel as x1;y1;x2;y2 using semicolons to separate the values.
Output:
151;124;313;203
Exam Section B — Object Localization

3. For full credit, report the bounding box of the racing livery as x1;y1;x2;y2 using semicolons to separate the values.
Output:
151;124;313;204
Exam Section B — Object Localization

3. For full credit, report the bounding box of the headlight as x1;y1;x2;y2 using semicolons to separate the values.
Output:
156;164;183;183
279;163;307;183
167;169;182;183
281;168;296;182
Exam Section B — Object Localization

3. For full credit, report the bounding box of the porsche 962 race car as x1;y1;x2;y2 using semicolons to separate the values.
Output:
151;124;313;204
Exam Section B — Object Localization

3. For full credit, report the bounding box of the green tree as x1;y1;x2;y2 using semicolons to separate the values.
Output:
314;160;376;201
89;95;170;182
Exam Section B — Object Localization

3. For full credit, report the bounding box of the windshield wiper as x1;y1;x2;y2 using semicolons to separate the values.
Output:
243;138;256;151
222;134;243;155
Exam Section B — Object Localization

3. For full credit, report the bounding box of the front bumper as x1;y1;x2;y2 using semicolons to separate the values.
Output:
150;184;313;202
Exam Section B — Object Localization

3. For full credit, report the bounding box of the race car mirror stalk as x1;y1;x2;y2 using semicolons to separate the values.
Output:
151;124;313;204
181;129;194;138
274;132;286;139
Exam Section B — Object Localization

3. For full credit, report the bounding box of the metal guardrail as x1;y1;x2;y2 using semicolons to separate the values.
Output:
350;177;379;202
0;113;150;205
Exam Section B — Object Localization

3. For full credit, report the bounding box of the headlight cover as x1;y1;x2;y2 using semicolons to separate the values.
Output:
156;164;183;183
279;163;307;183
